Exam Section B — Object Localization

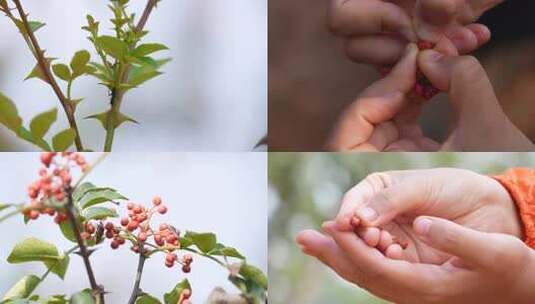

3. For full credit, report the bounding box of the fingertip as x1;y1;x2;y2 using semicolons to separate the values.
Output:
378;230;393;251
385;243;403;259
359;227;381;247
413;216;433;236
467;24;491;46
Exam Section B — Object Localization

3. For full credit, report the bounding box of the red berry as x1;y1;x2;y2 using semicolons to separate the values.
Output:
154;234;165;246
80;232;90;240
105;230;114;239
120;217;129;226
159;223;169;231
157;205;167;214
28;210;39;220
105;222;115;231
85;223;96;234
111;240;119;249
182;265;191;273
166;253;177;263
127;202;134;210
40;153;54;167
152;196;162;206
131;245;140;253
133;206;143;214
44;208;56;216
38;168;48;177
417;40;434;50
165;260;174;268
182;289;191;299
127;221;139;231
138;232;148;242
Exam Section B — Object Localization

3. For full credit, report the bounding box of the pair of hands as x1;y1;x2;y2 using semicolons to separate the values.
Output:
297;168;535;303
326;0;534;151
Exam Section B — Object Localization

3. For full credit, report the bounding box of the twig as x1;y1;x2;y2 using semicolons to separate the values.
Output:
104;0;159;152
11;0;84;151
127;243;147;304
0;207;22;223
65;187;104;303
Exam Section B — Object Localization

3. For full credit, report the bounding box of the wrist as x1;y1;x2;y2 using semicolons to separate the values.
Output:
513;249;535;303
488;176;523;239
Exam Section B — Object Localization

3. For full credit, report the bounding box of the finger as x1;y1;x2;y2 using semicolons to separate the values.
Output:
323;221;444;291
296;229;360;280
367;122;399;151
354;178;429;227
414;0;461;41
356;226;381;247
344;35;406;66
335;175;383;231
445;24;491;54
378;229;394;252
413;216;516;268
385;243;403;260
362;43;418;97
328;0;416;41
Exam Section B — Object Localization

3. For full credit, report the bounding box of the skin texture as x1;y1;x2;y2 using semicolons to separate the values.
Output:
296;168;535;302
327;39;535;151
327;0;502;66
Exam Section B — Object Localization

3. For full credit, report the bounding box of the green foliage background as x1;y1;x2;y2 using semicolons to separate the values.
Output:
268;152;535;303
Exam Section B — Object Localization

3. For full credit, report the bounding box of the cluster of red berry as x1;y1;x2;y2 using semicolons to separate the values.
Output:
23;152;87;223
103;197;194;273
414;40;440;100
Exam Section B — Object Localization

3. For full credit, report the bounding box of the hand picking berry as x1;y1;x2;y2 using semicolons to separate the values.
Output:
414;40;440;100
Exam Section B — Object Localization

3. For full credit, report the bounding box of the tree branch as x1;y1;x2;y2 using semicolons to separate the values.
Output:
104;0;159;152
127;243;147;304
65;187;104;303
11;0;84;151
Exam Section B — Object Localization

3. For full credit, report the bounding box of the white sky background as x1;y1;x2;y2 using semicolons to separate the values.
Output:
0;153;267;302
0;0;267;151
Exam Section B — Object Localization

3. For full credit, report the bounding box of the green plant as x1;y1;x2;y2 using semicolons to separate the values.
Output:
0;0;171;152
0;153;268;304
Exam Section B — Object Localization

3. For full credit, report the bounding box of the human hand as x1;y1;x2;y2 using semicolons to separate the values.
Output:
328;39;535;152
332;168;522;264
327;0;500;66
297;218;535;304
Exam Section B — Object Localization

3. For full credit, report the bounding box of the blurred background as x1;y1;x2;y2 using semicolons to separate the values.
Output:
268;1;535;150
0;153;267;302
268;152;535;303
0;0;266;151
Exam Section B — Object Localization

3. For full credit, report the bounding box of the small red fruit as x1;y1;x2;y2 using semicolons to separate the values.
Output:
152;196;162;206
157;205;167;214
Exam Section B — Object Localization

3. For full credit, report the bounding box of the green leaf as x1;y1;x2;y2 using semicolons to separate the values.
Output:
210;245;245;259
30;108;57;139
95;36;128;61
7;238;61;264
163;279;191;304
44;253;69;280
28;21;46;33
135;294;161;304
13;19;45;36
41;295;67;304
17;126;52;151
25;58;56;83
52;128;76;151
0;92;23;132
178;236;193;248
70;50;91;77
52;64;71;82
81;207;118;221
69;289;95;304
77;189;127;209
127;65;162;87
185;231;216;253
59;220;77;243
85;111;138;130
239;264;268;290
2;275;41;301
72;183;96;202
132;43;169;57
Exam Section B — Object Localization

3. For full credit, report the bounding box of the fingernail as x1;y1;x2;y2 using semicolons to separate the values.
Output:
414;218;432;235
427;50;443;62
357;207;378;222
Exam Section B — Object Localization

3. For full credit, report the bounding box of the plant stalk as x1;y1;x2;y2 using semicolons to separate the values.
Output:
127;244;147;304
103;0;159;152
65;187;105;303
12;0;85;151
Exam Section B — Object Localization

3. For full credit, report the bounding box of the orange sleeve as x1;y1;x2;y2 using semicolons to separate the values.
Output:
493;168;535;249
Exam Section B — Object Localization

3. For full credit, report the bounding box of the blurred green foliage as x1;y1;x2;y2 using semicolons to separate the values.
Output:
268;152;535;303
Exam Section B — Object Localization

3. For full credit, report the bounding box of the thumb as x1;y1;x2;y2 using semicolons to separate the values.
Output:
413;216;501;268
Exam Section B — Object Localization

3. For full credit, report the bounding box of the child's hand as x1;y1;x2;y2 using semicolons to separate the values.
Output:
327;0;495;66
333;168;522;264
327;43;441;151
297;219;535;304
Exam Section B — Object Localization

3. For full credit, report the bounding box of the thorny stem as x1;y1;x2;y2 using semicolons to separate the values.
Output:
127;243;147;304
65;188;105;303
11;0;85;152
104;0;159;152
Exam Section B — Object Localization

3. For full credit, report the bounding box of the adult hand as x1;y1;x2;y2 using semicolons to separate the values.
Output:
327;0;500;66
331;168;522;264
297;219;535;304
